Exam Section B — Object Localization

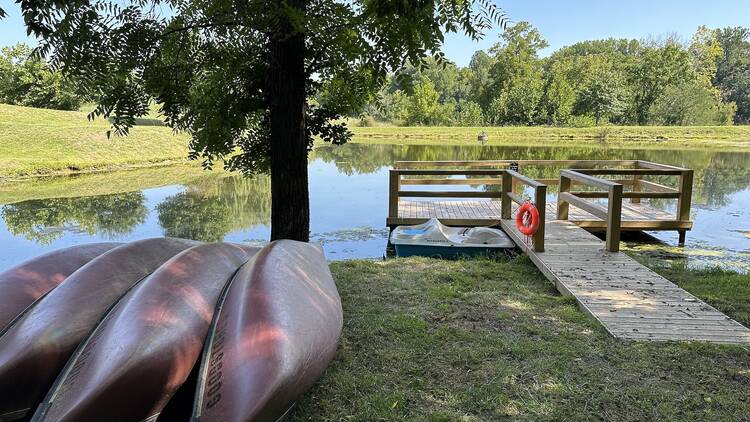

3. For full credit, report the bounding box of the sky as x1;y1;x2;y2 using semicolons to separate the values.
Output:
1;0;749;66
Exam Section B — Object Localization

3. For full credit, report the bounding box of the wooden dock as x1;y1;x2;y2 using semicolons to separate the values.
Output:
386;160;750;345
501;215;750;344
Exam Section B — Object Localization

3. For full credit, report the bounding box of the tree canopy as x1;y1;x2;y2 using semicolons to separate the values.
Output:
366;22;748;127
0;43;83;110
9;0;507;240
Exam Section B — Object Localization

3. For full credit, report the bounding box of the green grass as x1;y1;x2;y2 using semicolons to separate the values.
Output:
3;103;749;179
289;256;750;420
0;103;190;178
349;125;750;149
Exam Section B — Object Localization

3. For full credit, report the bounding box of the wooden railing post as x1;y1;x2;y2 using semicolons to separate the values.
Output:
557;174;570;220
677;170;693;222
676;169;693;245
501;171;512;220
388;170;400;219
606;184;623;252
533;185;546;252
631;163;641;204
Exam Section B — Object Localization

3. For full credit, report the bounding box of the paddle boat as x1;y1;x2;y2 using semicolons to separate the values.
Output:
390;218;515;258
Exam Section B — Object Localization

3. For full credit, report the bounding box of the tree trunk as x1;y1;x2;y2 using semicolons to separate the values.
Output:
268;0;309;241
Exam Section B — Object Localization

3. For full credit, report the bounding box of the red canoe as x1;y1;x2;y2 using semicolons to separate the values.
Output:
193;240;343;421
34;243;260;422
0;237;198;421
0;242;121;332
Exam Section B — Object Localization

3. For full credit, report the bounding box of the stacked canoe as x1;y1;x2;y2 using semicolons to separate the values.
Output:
0;238;343;422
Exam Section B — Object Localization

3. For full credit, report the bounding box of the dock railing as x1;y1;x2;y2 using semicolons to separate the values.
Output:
558;170;623;252
388;168;547;252
557;162;694;251
502;170;546;252
391;159;693;253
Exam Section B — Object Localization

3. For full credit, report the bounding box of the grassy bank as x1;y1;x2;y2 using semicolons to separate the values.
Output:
0;103;190;178
290;257;750;420
350;125;750;149
3;103;750;179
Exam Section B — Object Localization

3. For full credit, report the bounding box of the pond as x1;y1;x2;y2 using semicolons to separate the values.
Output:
1;143;749;272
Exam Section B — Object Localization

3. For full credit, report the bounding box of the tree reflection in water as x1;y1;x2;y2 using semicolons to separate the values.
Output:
314;143;750;207
1;192;148;244
157;175;271;242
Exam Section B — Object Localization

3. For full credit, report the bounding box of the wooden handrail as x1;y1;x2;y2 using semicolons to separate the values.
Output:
560;170;620;190
570;191;680;199
398;191;503;198
559;192;609;220
558;170;622;252
637;180;678;193
394;159;640;169
505;169;545;188
572;168;684;176
392;169;506;175
400;178;503;186
636;160;689;171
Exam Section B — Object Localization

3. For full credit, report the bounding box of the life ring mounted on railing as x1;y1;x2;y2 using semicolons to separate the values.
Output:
515;202;540;236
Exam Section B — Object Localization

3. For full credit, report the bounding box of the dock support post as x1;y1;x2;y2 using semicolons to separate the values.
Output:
501;171;512;220
557;175;570;220
677;170;693;223
388;170;400;221
678;230;686;246
606;184;623;252
533;185;546;252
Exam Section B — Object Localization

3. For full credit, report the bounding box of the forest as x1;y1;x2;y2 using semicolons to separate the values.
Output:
2;22;749;128
357;23;750;127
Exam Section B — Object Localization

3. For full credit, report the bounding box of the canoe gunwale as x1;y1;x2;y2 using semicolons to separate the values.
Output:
190;251;254;420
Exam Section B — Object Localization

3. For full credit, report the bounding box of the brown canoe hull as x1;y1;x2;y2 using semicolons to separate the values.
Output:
193;240;343;422
0;238;198;421
0;242;121;333
34;243;260;422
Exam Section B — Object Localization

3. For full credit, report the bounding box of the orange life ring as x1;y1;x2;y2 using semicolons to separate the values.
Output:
516;202;540;236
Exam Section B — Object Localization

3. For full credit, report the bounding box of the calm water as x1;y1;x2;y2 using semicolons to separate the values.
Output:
1;143;749;272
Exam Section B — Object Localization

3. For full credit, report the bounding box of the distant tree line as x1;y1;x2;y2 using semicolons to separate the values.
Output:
359;23;750;127
2;22;749;127
0;44;83;110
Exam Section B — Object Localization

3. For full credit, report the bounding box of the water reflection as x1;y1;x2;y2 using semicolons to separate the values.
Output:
157;176;270;242
313;144;750;207
0;143;748;271
1;193;147;244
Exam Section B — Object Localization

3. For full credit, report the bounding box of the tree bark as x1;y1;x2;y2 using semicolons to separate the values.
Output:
268;0;309;241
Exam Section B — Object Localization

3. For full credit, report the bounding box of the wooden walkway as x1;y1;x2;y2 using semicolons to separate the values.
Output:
500;217;750;344
391;199;750;344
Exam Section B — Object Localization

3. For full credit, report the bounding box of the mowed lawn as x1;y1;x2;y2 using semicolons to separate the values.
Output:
0;103;190;178
290;257;750;421
4;103;750;178
349;125;750;149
